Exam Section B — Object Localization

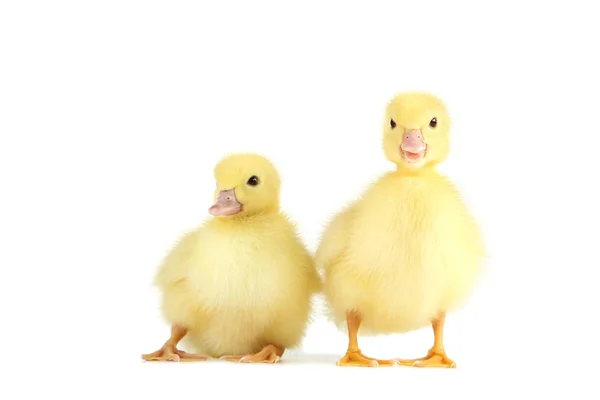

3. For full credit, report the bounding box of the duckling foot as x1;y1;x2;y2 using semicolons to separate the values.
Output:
220;344;284;364
397;349;456;368
142;345;210;362
337;350;397;368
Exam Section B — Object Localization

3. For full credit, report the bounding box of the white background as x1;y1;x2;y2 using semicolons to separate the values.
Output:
1;1;599;398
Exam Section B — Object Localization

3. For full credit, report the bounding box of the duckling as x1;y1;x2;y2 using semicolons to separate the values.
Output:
142;153;321;363
316;92;485;368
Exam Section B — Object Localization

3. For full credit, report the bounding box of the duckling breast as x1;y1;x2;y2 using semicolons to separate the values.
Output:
325;173;483;334
182;218;316;355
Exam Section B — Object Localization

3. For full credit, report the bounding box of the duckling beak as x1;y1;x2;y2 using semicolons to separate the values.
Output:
209;189;242;216
401;129;427;163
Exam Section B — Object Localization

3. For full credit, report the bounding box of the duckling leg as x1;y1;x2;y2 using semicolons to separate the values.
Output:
142;325;210;362
336;310;397;367
220;344;284;364
397;313;456;368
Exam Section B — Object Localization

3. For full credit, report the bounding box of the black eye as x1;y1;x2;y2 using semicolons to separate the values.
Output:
247;176;260;186
390;119;396;129
429;118;437;128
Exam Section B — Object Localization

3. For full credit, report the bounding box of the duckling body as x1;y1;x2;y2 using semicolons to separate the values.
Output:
143;153;320;363
159;213;317;358
321;169;483;336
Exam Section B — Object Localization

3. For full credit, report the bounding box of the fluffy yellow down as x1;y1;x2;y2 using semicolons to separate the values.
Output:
316;92;485;335
155;154;321;357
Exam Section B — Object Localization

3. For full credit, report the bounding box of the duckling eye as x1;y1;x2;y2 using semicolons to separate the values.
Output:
429;118;437;128
247;176;260;186
390;119;397;129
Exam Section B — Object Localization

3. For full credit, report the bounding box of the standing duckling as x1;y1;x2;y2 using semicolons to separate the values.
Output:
316;92;485;368
142;153;321;363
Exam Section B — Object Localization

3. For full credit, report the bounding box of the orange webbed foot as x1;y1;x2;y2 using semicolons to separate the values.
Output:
336;350;398;368
397;349;456;368
220;344;283;364
142;345;210;362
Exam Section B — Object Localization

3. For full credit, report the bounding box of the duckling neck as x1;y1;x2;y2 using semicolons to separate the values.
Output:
216;210;279;225
395;164;438;177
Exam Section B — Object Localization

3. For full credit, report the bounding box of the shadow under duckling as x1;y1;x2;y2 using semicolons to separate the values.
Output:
316;92;485;368
142;153;321;363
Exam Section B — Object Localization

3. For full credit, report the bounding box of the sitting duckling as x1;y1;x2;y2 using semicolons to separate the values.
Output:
142;153;321;363
316;92;485;368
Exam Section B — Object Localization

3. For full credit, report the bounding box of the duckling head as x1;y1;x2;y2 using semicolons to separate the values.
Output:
209;153;281;218
382;91;451;170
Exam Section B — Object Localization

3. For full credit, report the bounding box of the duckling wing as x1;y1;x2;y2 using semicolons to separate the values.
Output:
315;202;357;273
154;229;200;288
278;214;323;294
301;243;323;294
151;228;206;329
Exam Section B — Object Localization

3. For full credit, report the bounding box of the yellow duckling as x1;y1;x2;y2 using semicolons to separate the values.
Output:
316;92;485;368
142;153;321;363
